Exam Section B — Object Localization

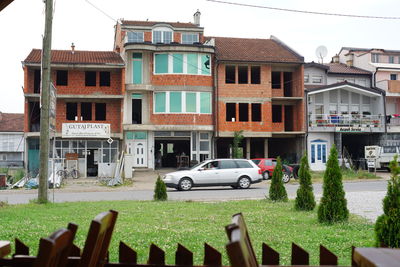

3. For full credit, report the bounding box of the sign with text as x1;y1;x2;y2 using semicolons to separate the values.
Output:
62;123;110;138
335;127;365;133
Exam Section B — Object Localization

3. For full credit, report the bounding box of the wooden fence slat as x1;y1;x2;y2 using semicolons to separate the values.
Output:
320;245;338;266
119;241;137;264
204;243;222;266
351;246;356;267
148;243;165;265
175;243;193;266
262;243;279;265
14;238;29;256
291;242;309;265
70;244;81;257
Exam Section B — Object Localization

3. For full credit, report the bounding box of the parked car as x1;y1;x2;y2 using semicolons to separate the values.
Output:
163;159;262;191
251;158;293;183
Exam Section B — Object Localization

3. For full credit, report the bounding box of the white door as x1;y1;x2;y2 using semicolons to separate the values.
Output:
311;141;327;170
133;141;147;167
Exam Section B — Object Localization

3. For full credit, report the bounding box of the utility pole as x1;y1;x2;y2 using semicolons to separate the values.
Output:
38;0;54;203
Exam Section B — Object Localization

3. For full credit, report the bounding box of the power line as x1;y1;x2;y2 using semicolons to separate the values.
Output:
84;0;118;23
206;0;400;20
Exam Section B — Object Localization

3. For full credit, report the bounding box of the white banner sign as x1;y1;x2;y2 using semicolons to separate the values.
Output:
62;123;111;138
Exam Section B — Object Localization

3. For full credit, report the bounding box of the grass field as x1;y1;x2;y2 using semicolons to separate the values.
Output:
0;200;374;265
310;169;380;182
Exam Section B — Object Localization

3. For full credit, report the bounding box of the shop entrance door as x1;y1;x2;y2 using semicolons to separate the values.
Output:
128;141;147;167
87;149;99;177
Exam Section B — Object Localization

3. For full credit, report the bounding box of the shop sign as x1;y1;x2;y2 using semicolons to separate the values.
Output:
62;123;110;138
335;127;365;132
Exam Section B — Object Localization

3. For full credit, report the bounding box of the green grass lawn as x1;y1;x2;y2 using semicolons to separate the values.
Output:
0;200;374;265
310;169;380;182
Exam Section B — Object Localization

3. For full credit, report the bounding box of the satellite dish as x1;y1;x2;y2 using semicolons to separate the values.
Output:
315;45;328;64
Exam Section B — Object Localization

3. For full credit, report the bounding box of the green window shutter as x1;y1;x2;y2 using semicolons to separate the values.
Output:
155;54;168;73
173;54;183;73
200;92;211;113
133;60;142;84
186;92;197;112
187;53;198;74
201;54;211;75
170;92;182;112
155;92;166;112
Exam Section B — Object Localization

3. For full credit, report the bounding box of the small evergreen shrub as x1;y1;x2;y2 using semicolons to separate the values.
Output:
318;145;349;223
295;153;316;211
375;155;400;247
269;157;288;202
153;175;167;201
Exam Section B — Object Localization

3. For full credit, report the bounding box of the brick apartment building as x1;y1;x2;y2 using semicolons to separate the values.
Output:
0;112;24;168
22;49;124;177
212;36;305;162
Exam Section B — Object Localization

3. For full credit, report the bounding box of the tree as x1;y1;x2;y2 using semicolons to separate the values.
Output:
232;130;244;158
153;175;168;201
375;155;400;247
295;153;316;211
269;157;288;201
318;145;349;223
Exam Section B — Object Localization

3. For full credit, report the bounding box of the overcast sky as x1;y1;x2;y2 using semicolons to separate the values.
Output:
1;0;399;113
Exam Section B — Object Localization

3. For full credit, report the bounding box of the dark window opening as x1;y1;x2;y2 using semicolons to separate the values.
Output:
251;66;260;84
56;70;68;86
34;69;41;93
251;103;261;121
29;102;41;132
284;105;293;131
66;103;77;121
239;103;249;122
238;66;248;84
271;71;281;89
85;71;96;86
95;103;106;121
81;103;92;120
226;103;236;122
132;99;142;124
225;65;236;84
100;71;111;86
284;72;292;96
272;105;282;122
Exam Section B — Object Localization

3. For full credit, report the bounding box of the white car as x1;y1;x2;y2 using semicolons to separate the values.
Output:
163;159;262;191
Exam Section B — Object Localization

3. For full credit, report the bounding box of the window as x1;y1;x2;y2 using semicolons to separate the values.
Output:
153;30;172;44
81;103;92;120
155;92;166;112
155;54;169;73
173;54;183;73
154;91;211;114
95;103;106;121
304;74;309;83
154;53;211;75
127;31;144;43
251;66;260;84
271;72;281;88
351;93;360;104
169;92;182;112
34;69;41;93
251;103;261;121
341;90;349;104
100;71;110;86
132;53;142;84
372;53;379;63
312;75;322;83
225;65;235;83
239;103;249;121
390;74;398;80
66;103;77;120
238;66;248;84
200;92;211;114
85;71;96;86
226;103;236;121
56;70;68;86
272;105;282;122
187;53;198;74
329;90;338;103
219;160;237;169
201;54;210;75
235;160;253;168
186;92;196;112
182;33;199;44
389;56;395;63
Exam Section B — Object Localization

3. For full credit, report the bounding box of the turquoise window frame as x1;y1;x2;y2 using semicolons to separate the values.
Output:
173;54;183;73
155;54;168;73
187;54;198;74
155;92;166;113
170;92;182;113
200;92;211;114
186;92;197;112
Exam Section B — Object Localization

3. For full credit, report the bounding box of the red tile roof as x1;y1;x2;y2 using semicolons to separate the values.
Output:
327;63;371;75
23;49;124;65
121;20;201;29
0;113;24;132
213;37;303;63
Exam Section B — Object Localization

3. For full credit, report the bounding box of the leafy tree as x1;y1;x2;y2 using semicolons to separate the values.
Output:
269;157;288;201
153;175;167;201
375;155;400;247
295;153;316;211
232;130;244;158
318;145;349;223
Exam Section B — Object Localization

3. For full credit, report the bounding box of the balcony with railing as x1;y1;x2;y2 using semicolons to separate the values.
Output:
308;114;385;132
387;116;400;132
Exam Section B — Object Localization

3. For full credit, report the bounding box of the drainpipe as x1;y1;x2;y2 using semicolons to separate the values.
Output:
305;90;309;157
213;58;219;158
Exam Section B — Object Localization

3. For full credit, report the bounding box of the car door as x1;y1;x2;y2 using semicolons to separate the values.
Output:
192;160;220;185
217;160;239;184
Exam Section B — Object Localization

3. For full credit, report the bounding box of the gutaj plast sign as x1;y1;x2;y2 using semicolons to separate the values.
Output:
62;123;111;138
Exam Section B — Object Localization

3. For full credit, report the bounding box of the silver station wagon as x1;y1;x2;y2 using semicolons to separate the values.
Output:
163;159;263;191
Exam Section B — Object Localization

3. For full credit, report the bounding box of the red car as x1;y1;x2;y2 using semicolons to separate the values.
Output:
251;158;293;183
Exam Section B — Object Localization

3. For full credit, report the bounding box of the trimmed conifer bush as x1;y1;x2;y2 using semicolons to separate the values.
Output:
153;175;167;201
317;145;349;223
269;157;288;201
375;155;400;247
295;153;316;211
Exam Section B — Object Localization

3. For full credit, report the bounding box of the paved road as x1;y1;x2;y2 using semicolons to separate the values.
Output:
0;180;387;222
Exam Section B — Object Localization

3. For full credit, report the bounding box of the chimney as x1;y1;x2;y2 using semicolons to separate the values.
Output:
71;43;75;54
332;54;339;63
193;9;201;25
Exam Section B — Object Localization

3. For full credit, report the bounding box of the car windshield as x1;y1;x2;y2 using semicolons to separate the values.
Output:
190;161;208;170
251;159;261;165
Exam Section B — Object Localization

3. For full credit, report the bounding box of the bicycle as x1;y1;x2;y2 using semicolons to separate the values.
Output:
56;167;79;180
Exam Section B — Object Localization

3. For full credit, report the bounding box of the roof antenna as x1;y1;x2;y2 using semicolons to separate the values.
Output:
71;42;75;54
315;45;328;64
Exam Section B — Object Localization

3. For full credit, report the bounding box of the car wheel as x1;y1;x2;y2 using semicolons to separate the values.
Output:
282;172;291;183
178;178;193;191
237;176;251;189
262;171;269;180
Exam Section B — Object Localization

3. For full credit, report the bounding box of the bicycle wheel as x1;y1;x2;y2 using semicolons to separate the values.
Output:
71;169;79;179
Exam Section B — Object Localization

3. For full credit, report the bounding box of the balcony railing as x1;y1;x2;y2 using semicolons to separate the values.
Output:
387;116;400;126
308;114;384;129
